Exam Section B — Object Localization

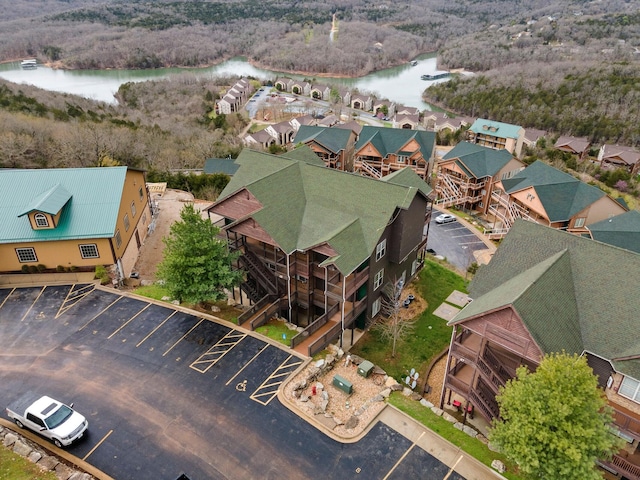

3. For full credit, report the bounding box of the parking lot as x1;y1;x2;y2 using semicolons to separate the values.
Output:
0;284;466;480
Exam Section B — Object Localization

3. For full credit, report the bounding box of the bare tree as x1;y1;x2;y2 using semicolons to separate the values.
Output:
374;277;416;358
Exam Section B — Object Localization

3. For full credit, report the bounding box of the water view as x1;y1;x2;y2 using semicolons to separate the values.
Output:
0;54;451;109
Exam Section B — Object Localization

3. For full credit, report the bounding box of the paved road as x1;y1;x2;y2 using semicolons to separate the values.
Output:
0;284;467;480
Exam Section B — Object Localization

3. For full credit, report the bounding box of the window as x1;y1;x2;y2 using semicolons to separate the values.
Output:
411;259;418;276
131;201;136;217
139;187;144;201
574;217;586;228
376;239;386;261
16;248;37;263
79;244;99;259
372;298;381;317
115;230;122;249
619;376;640;403
124;213;130;232
34;213;49;227
374;268;384;290
397;155;407;164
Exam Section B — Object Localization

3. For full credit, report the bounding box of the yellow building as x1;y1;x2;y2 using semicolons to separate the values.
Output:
0;166;151;280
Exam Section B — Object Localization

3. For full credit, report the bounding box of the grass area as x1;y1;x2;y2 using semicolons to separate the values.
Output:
0;445;57;480
132;284;242;323
350;259;468;382
388;394;522;479
255;318;295;346
248;123;268;133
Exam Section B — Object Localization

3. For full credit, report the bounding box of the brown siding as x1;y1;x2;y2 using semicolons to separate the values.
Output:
210;189;263;220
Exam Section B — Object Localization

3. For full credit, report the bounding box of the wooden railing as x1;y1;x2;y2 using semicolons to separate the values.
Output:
290;303;340;348
249;297;287;330
600;455;640;480
613;408;640;439
237;295;271;325
308;321;342;357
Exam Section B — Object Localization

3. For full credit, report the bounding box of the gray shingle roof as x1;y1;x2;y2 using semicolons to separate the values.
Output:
452;220;640;379
293;125;352;154
501;160;606;222
214;149;429;275
355;126;435;159
587;210;640;254
203;158;239;176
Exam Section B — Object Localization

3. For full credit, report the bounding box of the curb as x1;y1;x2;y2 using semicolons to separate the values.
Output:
0;418;115;480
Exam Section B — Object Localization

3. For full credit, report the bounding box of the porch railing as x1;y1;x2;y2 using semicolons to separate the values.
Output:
290;303;340;349
599;454;640;480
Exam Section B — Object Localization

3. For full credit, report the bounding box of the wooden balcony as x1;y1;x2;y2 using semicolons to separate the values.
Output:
611;401;640;441
599;453;640;480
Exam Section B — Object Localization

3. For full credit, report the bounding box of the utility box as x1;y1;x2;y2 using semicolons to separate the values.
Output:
332;374;353;394
358;360;375;378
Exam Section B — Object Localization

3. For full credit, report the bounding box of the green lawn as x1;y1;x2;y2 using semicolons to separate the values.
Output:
350;259;468;382
255;318;295;346
388;394;522;479
0;445;57;480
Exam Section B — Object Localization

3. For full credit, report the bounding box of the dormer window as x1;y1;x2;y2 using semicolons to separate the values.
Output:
34;213;49;227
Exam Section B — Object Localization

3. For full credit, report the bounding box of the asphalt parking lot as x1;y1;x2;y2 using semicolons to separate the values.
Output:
0;284;466;480
425;213;490;272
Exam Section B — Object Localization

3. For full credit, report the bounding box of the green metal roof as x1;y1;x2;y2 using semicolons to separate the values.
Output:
587;210;640;254
469;118;523;139
1;167;128;243
203;158;239;176
442;142;515;178
501;160;606;222
215;149;428;275
355;126;435;159
452;220;640;380
293;125;352;155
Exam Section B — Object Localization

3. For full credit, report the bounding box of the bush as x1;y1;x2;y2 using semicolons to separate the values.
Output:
28;265;38;273
95;265;110;285
36;264;47;273
21;265;30;273
56;265;65;272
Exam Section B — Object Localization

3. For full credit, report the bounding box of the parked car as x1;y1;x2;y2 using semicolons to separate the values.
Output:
435;213;456;224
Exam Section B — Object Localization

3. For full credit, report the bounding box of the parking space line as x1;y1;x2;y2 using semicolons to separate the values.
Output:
443;455;464;480
451;234;477;238
108;303;151;339
459;241;485;245
82;429;113;461
382;431;424;480
55;284;96;319
136;310;177;347
0;288;16;310
163;318;204;356
19;286;45;322
190;330;247;373
79;296;122;331
249;355;303;406
225;344;269;386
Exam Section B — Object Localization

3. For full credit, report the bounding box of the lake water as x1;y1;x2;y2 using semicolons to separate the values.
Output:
0;54;449;109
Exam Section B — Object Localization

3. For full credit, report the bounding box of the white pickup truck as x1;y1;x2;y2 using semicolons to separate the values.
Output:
6;394;88;448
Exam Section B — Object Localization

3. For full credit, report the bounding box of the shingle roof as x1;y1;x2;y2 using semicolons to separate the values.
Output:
381;168;433;198
501;160;605;222
355;127;435;159
203;158;239;176
469;119;523;139
293;126;352;154
442;142;516;178
587;210;640;254
452;220;640;379
215;149;428;274
1;167;128;243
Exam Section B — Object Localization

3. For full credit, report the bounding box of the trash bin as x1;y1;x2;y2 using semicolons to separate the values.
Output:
332;374;353;394
358;360;374;378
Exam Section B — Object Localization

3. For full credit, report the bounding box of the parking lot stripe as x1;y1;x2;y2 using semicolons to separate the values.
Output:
55;284;96;319
0;288;16;310
225;344;269;386
83;429;113;461
382;431;424;480
136;310;177;347
20;286;45;322
79;296;122;331
163;318;204;356
443;455;463;480
108;303;151;339
249;355;303;406
190;330;247;373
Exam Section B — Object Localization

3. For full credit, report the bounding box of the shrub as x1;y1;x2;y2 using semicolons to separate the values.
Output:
28;265;38;273
21;265;30;273
56;265;65;272
94;265;111;285
36;264;46;273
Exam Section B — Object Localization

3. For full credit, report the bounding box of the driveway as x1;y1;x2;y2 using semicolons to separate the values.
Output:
425;211;494;273
0;284;468;480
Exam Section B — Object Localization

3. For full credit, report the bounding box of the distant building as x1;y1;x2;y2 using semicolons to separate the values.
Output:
466;119;525;158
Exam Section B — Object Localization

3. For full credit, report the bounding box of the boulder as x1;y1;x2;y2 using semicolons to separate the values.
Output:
325;354;336;367
453;422;464;431
372;394;384;402
390;383;403;392
27;451;43;463
13;440;32;457
491;460;506;474
299;395;310;402
171;300;180;305
320;399;329;412
210;305;221;313
3;432;17;447
385;377;399;388
315;382;324;391
54;463;74;479
430;407;444;416
402;387;413;396
442;412;457;423
38;456;60;471
345;415;360;429
463;425;478;437
315;359;325;369
409;392;422;401
420;399;434;408
380;388;391;398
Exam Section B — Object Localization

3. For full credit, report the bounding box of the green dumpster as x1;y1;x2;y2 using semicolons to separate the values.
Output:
332;374;353;394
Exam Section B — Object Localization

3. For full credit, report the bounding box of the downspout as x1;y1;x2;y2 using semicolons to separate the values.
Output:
340;276;346;348
286;253;292;322
439;325;457;409
324;266;328;312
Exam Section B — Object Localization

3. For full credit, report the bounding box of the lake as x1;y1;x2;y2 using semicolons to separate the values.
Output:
0;54;449;110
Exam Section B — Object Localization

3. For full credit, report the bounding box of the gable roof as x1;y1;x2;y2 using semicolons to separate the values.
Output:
203;158;239;176
293;125;352;154
442;142;517;178
381;168;433;198
469;119;523;139
214;149;428;274
355;126;435;159
501;160;607;222
1;167;129;243
554;136;590;154
586;210;640;254
453;220;640;379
